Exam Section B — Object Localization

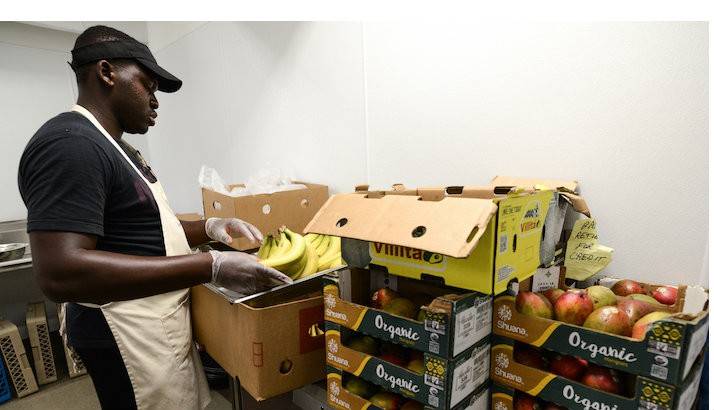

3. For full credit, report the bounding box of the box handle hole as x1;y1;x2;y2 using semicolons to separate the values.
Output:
412;226;427;238
512;234;518;252
466;226;479;242
212;201;222;211
300;199;309;208
336;218;348;227
279;359;293;374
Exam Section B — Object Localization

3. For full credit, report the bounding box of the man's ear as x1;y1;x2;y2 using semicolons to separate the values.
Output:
96;60;116;88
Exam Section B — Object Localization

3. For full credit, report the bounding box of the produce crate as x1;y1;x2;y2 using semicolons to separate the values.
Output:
202;181;329;250
325;365;490;410
61;340;86;378
0;320;38;398
325;322;490;409
323;268;492;359
306;184;555;294
0;358;10;404
490;338;706;410
492;281;709;385
26;302;57;385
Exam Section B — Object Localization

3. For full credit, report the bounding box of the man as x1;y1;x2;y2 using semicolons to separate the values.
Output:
17;25;291;409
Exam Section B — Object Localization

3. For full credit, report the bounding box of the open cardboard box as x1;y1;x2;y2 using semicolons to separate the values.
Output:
324;321;489;409
323;268;492;359
490;337;706;410
494;275;709;386
306;184;554;294
191;273;327;401
489;176;590;267
325;365;490;410
202;181;328;250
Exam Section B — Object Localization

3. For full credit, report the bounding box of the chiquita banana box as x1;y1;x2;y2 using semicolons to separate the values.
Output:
305;185;554;295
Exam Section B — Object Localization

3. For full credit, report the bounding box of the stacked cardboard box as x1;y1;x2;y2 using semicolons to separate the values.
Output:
321;269;492;409
490;275;708;410
306;182;570;409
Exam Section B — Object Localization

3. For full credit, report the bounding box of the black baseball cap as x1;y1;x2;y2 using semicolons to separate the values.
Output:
70;38;182;93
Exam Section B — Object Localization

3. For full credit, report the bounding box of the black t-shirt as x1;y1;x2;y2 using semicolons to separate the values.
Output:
18;111;166;348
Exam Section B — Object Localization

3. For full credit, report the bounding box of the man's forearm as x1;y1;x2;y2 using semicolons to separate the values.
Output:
31;231;214;304
180;219;211;247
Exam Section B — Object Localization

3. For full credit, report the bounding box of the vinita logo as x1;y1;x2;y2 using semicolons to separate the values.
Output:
372;243;444;264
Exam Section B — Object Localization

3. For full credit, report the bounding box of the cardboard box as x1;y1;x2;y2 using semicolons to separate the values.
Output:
489;176;590;268
191;277;326;400
306;185;554;294
325;321;490;409
325;365;490;410
202;181;329;250
490;338;706;410
26;302;57;385
323;269;492;359
492;279;709;386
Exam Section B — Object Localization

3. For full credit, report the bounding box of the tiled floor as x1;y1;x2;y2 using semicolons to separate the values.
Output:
0;375;233;409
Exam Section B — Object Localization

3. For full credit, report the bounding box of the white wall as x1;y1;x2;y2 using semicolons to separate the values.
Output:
0;22;152;222
147;22;367;213
362;22;708;286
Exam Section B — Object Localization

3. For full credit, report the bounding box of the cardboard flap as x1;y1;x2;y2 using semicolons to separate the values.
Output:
491;175;591;216
491;175;579;192
304;193;497;258
561;192;591;217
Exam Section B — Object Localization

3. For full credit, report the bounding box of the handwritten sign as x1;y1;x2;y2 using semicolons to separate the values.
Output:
565;218;613;280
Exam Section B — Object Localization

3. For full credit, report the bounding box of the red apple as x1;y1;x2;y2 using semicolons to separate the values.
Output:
651;286;678;305
581;365;623;395
542;288;565;307
611;280;646;296
583;306;632;336
372;287;399;309
631;311;673;340
515;393;541;410
516;291;554;319
617;299;660;326
514;343;547;370
549;354;588;380
554;290;594;325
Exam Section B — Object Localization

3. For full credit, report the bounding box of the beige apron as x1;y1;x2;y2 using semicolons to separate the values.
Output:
66;105;211;409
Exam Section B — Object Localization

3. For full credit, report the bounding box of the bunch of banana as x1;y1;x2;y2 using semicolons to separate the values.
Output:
258;228;345;280
304;233;344;271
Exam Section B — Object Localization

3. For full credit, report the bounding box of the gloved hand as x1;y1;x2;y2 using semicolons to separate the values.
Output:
208;250;292;294
205;217;263;245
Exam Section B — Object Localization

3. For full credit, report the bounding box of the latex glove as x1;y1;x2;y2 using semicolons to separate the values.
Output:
205;217;263;245
209;250;292;294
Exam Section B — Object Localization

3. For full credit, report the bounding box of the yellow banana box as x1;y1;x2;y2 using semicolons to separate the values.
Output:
306;185;554;295
324;269;492;359
490;338;705;410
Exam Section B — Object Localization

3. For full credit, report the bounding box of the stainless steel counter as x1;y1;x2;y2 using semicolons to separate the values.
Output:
0;219;32;274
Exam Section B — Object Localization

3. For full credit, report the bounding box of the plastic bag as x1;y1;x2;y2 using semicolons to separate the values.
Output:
198;166;306;197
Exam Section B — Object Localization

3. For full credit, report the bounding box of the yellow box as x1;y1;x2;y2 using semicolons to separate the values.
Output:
306;185;553;294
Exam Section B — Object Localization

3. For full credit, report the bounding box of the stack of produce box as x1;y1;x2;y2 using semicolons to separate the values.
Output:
490;274;709;410
305;183;558;409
